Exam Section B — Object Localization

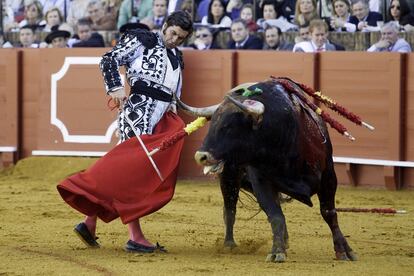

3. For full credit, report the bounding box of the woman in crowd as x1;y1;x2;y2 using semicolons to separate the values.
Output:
294;0;319;26
201;0;232;28
329;0;356;32
256;0;297;31
18;1;46;29
43;7;64;32
387;0;414;32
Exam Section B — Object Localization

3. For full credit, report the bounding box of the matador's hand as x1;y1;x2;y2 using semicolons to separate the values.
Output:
110;87;127;108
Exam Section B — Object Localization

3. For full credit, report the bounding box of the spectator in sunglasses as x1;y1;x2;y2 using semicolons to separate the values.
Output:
387;0;414;32
189;26;221;50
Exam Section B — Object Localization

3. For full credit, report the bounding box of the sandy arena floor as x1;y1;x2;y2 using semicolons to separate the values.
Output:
0;157;413;275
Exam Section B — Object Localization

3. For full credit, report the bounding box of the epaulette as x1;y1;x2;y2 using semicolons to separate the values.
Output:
125;29;158;49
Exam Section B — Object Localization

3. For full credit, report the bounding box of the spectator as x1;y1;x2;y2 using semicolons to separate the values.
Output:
70;17;106;47
263;25;294;50
294;0;319;26
387;0;414;32
0;31;13;48
240;3;259;32
16;25;39;48
43;7;64;32
367;21;411;52
349;0;383;32
189;26;221;49
141;0;168;31
293;19;339;52
295;23;311;43
39;0;70;18
329;0;356;32
228;18;263;49
44;24;71;47
66;0;90;29
117;0;153;29
18;1;46;29
257;0;297;32
201;0;232;28
87;0;117;31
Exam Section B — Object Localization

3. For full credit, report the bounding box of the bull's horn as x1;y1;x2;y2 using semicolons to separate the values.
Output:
176;97;220;118
226;95;265;116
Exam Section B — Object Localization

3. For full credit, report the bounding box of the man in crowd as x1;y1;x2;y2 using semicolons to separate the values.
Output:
140;0;168;31
70;18;105;47
263;25;294;51
367;21;412;52
87;0;117;30
349;0;383;31
293;19;339;52
228;19;263;50
17;25;39;48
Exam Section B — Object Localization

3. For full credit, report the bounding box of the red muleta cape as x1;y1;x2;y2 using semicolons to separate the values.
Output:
57;112;185;224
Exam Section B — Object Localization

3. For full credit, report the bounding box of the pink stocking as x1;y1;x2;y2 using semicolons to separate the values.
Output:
127;220;153;247
83;216;97;237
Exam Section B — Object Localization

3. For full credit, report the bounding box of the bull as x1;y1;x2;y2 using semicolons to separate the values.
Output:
178;78;357;263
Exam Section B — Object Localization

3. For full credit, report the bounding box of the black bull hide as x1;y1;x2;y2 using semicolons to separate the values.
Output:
193;80;357;263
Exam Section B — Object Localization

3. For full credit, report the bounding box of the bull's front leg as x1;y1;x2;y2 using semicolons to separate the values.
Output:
219;165;242;248
247;166;287;263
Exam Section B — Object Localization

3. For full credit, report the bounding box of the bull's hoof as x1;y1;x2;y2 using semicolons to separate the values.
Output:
223;240;237;249
265;253;286;263
335;251;358;261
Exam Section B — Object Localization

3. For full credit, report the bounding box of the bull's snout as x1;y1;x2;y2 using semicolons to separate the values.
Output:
194;151;214;165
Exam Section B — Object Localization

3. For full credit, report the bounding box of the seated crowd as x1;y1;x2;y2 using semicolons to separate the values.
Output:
0;0;413;52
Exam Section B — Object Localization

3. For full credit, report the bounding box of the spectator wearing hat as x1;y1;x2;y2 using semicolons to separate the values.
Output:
45;25;71;48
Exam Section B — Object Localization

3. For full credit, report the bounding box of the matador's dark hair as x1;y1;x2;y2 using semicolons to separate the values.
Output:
165;11;194;37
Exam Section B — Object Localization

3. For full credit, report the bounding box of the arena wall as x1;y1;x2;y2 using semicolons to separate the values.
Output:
0;49;413;189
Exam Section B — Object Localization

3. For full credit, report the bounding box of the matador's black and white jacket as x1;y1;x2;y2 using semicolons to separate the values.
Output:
99;29;184;141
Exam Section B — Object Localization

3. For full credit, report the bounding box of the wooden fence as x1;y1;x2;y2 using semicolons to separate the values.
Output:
0;49;413;189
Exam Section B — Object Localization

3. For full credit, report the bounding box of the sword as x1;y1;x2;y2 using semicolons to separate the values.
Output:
119;102;164;182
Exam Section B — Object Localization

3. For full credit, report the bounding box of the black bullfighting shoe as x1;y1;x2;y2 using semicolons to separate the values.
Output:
125;240;167;253
73;222;100;248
